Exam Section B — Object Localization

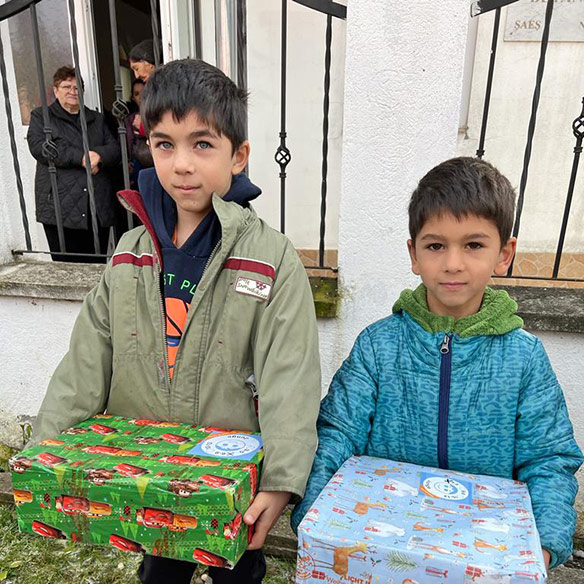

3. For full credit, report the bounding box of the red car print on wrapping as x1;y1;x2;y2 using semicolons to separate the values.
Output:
158;455;221;468
198;426;229;433
223;513;243;540
109;534;146;554
82;446;142;456
83;445;121;455
134;436;162;445
84;468;115;485
113;463;149;478
136;507;174;529
127;419;181;427
160;433;190;444
243;463;258;492
192;548;228;567
89;424;118;435
9;457;33;473
55;495;89;515
168;479;200;497
32;520;66;540
63;427;90;435
198;475;236;491
37;452;68;467
159;455;201;466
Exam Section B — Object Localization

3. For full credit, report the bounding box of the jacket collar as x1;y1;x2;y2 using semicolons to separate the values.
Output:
117;189;257;269
50;100;96;123
392;283;523;338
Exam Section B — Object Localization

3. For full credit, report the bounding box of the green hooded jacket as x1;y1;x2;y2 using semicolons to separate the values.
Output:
31;190;322;498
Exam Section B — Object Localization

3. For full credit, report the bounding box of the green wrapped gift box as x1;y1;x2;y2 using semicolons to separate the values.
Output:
10;415;263;568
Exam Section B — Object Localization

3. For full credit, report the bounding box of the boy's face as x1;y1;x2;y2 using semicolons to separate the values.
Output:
149;110;249;227
407;213;516;319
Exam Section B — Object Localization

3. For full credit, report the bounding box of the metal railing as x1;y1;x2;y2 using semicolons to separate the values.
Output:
275;0;346;270
3;0;345;271
0;0;150;261
472;0;584;283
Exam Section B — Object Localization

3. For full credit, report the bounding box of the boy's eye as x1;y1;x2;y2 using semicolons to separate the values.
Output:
155;141;173;150
466;242;483;250
427;243;443;251
196;141;212;150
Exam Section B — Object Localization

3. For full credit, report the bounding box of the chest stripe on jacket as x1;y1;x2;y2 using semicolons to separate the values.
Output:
223;257;276;280
112;252;155;267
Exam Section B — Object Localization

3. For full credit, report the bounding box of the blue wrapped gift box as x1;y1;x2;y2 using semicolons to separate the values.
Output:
296;456;546;583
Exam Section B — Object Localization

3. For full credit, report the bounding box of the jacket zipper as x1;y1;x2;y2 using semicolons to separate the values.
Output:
156;263;171;392
437;333;452;469
170;240;222;389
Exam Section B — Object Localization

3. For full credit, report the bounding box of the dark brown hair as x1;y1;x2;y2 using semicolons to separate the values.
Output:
53;66;76;88
408;157;516;246
141;59;248;152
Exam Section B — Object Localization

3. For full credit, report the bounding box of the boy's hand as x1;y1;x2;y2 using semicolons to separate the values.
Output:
244;491;291;550
542;548;551;570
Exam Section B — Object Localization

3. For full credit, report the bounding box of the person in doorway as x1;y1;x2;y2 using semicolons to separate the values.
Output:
129;39;156;83
125;78;146;188
292;157;583;571
27;65;121;262
128;40;157;170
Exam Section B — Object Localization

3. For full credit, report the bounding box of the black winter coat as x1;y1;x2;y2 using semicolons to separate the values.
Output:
27;101;121;229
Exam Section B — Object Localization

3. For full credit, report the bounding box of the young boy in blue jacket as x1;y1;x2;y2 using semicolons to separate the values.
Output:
292;157;583;569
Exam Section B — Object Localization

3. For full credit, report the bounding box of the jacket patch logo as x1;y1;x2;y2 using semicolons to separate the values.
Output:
235;277;271;301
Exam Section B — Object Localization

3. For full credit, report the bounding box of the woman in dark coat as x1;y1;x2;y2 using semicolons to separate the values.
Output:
27;65;121;262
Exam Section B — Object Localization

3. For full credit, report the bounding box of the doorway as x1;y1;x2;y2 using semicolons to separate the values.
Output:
90;0;159;113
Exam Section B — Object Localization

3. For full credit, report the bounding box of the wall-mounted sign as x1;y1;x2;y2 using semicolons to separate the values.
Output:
504;0;584;42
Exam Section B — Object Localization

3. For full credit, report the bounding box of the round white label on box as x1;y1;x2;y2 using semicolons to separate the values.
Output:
200;434;262;458
422;477;469;501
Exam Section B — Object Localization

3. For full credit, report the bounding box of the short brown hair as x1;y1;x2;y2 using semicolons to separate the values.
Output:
408;157;516;246
141;59;248;152
53;66;76;87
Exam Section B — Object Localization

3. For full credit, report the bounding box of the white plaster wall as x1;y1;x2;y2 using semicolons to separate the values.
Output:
0;296;79;415
457;7;584;253
538;331;584;512
246;2;345;251
318;0;471;388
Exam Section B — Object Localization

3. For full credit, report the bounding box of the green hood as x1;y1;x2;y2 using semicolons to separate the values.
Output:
392;284;523;338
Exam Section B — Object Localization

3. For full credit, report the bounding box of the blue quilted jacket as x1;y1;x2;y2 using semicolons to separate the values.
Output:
292;286;583;568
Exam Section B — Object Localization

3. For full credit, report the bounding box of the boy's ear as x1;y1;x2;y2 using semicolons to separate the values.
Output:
493;237;517;276
231;141;250;175
407;239;421;276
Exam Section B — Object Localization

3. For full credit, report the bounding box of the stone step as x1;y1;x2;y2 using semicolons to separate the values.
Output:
0;472;12;504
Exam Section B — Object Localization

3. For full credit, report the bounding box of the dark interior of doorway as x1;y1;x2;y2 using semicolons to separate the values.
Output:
91;0;159;114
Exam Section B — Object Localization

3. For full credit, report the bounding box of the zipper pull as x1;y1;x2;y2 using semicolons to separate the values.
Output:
440;334;451;354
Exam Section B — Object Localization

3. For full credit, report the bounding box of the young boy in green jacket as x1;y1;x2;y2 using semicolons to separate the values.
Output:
292;157;582;571
31;59;321;584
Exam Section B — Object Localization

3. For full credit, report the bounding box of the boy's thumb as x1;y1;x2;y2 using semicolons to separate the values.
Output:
244;501;258;525
243;510;256;525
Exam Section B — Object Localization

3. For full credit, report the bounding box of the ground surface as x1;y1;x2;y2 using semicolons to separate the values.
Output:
1;503;583;583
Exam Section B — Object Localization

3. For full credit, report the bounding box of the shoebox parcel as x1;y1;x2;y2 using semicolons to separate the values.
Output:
296;456;546;584
10;415;263;568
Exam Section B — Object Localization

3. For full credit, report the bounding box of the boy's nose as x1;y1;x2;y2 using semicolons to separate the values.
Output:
444;249;465;272
173;149;194;174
